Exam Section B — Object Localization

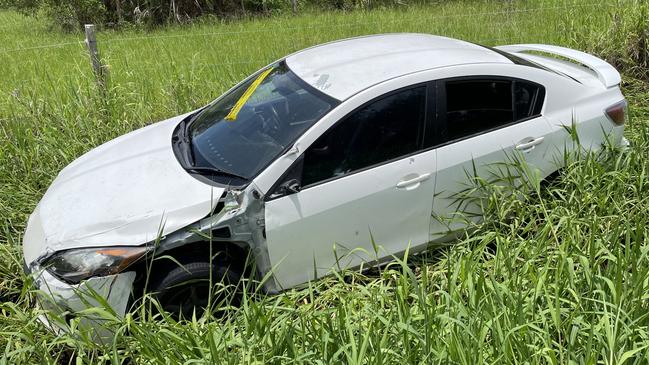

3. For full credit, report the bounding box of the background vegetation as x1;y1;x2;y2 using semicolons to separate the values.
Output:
1;0;416;30
1;0;648;363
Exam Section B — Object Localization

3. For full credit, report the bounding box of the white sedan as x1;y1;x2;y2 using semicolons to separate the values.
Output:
23;34;627;327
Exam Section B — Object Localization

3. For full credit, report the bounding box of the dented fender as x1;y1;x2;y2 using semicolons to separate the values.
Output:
156;183;279;292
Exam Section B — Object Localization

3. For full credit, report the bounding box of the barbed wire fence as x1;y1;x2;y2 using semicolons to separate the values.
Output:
0;1;616;93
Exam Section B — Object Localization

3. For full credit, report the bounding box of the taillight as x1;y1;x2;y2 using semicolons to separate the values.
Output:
605;100;628;126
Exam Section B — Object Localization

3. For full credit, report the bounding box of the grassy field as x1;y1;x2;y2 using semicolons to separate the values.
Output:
1;0;649;363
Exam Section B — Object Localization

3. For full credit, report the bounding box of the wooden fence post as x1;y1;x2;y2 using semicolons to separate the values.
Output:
291;0;297;14
84;24;106;89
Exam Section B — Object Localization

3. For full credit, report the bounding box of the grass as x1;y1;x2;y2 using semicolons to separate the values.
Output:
1;0;649;363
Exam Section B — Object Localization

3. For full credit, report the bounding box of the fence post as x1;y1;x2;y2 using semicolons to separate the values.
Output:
84;24;106;89
291;0;297;14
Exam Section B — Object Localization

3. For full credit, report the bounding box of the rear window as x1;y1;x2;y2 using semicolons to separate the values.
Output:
483;45;580;83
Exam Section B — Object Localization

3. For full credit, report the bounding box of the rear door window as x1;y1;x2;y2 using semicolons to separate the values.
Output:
514;80;545;121
434;78;545;145
445;79;513;142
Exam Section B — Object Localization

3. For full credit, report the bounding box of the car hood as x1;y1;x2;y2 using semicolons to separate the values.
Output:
23;114;223;264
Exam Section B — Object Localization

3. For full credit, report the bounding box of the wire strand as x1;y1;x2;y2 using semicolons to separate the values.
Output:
100;2;610;44
1;32;545;87
0;2;611;54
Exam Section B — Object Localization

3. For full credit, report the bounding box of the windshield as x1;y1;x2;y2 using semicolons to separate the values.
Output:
187;61;338;184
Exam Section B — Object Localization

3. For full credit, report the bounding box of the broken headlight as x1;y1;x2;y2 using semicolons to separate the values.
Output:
42;246;151;284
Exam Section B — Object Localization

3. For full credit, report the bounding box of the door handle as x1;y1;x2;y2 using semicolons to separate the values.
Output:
396;173;431;188
515;136;545;151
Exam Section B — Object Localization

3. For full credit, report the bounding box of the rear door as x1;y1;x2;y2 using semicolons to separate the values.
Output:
264;85;437;289
429;77;557;241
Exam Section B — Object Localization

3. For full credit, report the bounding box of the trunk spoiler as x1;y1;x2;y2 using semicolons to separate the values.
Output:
496;44;621;88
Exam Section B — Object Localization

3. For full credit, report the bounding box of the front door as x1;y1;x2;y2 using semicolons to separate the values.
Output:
264;86;437;289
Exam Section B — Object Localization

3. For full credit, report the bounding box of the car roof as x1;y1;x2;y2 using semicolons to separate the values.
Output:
286;33;512;100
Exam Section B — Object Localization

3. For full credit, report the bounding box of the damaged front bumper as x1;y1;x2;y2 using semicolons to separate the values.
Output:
27;263;135;339
22;182;279;338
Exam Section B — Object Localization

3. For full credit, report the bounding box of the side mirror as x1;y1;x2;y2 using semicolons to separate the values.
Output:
280;179;301;195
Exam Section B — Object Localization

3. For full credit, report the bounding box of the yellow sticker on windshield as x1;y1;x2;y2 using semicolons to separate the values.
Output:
225;67;274;121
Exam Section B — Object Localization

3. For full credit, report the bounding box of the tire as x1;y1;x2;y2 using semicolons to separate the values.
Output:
541;169;562;189
151;259;242;319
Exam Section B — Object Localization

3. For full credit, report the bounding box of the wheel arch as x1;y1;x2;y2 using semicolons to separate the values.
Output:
128;240;251;306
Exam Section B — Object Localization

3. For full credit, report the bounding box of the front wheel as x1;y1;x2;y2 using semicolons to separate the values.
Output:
151;259;242;319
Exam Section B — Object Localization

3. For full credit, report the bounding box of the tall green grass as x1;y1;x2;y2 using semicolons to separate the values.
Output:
1;0;649;363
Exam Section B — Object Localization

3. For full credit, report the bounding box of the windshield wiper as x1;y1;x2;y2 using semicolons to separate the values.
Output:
186;166;249;181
